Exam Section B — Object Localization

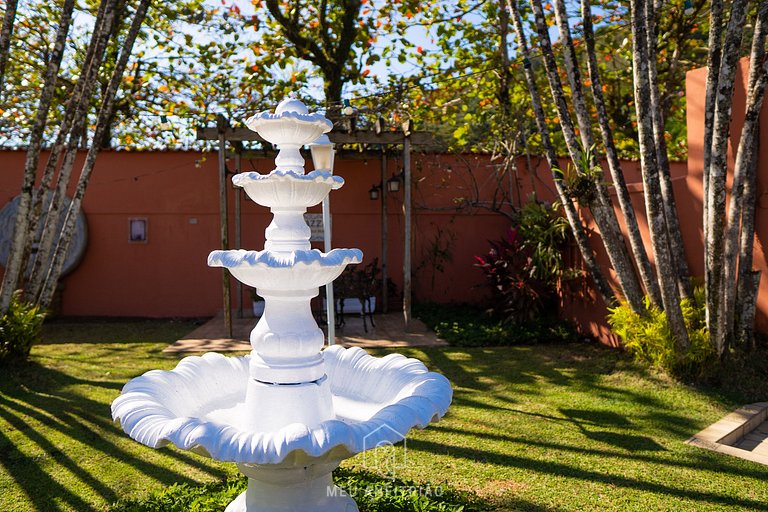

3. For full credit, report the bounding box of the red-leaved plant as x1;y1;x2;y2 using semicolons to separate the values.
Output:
474;227;548;323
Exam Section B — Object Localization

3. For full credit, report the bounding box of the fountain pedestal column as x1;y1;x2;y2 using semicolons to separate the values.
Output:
226;463;356;512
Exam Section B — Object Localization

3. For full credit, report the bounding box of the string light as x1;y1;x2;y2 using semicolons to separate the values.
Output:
342;99;356;116
158;115;172;130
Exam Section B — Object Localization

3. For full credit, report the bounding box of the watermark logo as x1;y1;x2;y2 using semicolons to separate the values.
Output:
362;424;407;480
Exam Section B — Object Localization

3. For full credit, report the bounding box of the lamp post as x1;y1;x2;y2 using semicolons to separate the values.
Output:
310;133;337;345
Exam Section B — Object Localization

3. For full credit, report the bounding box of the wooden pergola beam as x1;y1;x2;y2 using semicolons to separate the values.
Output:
196;127;436;146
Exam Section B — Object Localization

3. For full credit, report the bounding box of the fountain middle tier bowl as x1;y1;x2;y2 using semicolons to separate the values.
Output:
208;248;362;291
232;170;345;208
111;346;452;467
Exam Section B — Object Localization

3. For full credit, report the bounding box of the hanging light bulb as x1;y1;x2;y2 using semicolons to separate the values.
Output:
342;99;355;117
159;115;172;131
684;0;694;15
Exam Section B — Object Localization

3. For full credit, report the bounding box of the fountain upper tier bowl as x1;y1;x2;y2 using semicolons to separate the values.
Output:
244;99;332;147
208;248;362;291
233;171;344;208
111;345;452;467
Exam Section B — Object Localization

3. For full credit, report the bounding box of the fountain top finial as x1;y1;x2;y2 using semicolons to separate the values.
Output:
275;97;308;116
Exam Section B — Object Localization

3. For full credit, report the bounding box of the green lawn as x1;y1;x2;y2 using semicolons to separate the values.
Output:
1;320;767;511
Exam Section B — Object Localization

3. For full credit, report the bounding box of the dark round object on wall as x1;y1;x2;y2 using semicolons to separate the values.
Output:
0;193;88;277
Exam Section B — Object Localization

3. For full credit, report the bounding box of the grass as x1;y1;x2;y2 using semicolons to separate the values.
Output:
1;319;768;511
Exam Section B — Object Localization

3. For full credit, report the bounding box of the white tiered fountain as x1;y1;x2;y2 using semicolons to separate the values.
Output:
111;98;452;512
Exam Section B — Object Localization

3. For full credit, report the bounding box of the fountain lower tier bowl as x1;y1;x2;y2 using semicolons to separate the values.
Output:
111;346;451;466
208;249;362;291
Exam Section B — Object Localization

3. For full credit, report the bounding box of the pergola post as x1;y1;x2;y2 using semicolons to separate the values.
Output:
402;120;413;329
217;114;232;337
375;118;389;315
234;146;243;319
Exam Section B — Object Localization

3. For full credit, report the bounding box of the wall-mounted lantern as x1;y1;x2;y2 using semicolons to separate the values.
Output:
369;184;381;201
387;171;403;193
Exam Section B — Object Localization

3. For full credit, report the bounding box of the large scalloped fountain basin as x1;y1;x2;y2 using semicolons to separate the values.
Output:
111;346;452;467
208;249;362;291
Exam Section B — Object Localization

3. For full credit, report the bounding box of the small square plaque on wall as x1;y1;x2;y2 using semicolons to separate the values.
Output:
129;218;148;243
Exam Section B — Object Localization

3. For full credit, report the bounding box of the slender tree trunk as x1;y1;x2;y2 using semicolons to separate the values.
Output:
18;0;113;304
706;0;749;354
0;0;18;92
725;6;768;346
497;0;512;118
0;0;76;313
39;0;153;308
631;0;690;352
29;0;119;302
702;0;725;317
552;0;593;151
508;0;616;307
581;0;662;306
735;149;760;347
645;0;693;300
531;0;646;314
736;120;760;346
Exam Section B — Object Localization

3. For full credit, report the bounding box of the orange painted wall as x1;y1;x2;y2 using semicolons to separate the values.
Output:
0;149;511;317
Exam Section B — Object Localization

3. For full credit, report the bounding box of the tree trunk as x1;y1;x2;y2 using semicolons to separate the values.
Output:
702;0;725;310
497;0;512;117
508;0;616;308
17;0;113;305
28;0;120;302
735;150;760;347
0;0;76;313
0;0;18;92
580;0;661;306
645;0;693;300
706;0;749;354
630;0;690;352
531;0;646;314
723;3;768;348
39;0;153;308
737;271;761;349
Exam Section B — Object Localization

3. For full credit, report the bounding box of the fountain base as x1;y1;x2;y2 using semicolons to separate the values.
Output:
226;463;357;512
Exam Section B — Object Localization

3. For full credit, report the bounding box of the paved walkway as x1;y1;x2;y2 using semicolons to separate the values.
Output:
163;311;446;353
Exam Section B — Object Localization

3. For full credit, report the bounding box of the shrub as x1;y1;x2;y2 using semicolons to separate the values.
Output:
0;291;46;363
415;302;579;347
607;288;715;379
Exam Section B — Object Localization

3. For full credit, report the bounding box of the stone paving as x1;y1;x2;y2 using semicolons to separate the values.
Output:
686;402;768;465
163;310;447;353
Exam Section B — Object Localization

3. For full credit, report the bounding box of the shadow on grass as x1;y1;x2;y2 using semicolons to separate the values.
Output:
41;318;205;345
408;437;768;510
0;359;226;511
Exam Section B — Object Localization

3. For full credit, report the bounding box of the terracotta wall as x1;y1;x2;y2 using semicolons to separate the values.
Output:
0;149;511;317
